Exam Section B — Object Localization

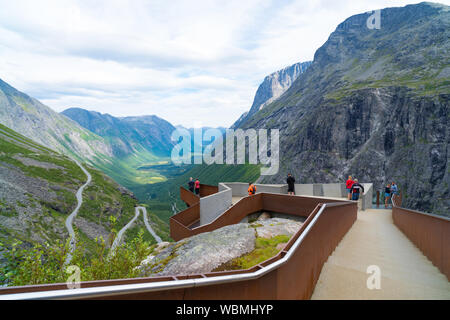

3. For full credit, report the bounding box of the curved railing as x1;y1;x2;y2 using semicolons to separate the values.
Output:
0;199;357;300
392;194;450;281
172;189;350;241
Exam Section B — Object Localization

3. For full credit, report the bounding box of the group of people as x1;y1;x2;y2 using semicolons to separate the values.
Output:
384;182;399;208
345;176;365;201
188;177;201;195
189;175;397;205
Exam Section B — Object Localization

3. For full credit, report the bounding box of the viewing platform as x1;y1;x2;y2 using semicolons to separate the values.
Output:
0;182;448;300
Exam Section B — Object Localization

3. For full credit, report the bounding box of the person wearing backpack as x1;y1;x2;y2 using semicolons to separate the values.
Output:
350;179;365;201
188;177;195;193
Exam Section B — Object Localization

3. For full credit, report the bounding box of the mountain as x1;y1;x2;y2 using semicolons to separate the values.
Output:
236;2;449;216
175;125;227;153
0;79;177;193
0;122;158;252
62;108;176;157
232;61;311;128
0;79;112;162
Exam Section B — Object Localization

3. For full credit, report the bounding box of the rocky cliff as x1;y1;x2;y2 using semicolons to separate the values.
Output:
138;215;303;276
232;61;311;128
237;2;449;216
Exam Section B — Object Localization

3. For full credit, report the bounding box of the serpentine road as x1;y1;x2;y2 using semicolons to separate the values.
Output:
142;207;162;243
110;206;162;254
65;160;92;265
63;160;162;262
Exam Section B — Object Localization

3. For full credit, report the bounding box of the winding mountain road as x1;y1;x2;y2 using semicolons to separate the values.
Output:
65;160;92;265
110;207;141;253
142;207;162;243
110;206;162;255
63;160;162;261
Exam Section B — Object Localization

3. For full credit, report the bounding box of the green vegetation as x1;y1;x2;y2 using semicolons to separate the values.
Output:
0;123;169;257
0;230;156;286
213;235;290;271
94;147;169;189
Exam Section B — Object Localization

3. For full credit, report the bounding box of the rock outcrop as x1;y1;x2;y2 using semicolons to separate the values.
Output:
236;2;449;216
138;217;303;276
232;61;311;128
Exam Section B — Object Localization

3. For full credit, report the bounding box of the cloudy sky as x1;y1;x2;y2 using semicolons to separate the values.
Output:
1;0;448;128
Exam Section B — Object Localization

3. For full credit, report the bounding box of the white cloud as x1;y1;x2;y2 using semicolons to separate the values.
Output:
0;0;448;127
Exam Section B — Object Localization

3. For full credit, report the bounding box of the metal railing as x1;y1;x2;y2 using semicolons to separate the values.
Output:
0;200;357;300
392;194;450;281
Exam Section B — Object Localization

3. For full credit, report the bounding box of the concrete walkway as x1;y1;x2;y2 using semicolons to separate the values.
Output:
311;209;450;299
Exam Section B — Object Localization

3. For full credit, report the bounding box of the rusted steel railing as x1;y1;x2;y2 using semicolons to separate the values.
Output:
0;200;357;300
172;190;349;241
179;186;198;207
392;194;450;281
170;184;220;240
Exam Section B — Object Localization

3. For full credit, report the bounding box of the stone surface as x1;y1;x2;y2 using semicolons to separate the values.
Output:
254;218;303;239
139;223;256;276
138;217;304;276
232;61;311;128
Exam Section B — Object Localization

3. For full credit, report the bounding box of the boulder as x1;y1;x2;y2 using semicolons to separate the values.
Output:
255;218;303;239
138;217;304;276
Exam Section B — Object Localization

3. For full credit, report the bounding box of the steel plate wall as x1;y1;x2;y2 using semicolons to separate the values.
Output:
392;195;450;281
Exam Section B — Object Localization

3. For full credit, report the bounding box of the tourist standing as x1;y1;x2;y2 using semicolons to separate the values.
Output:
350;179;365;201
391;181;398;196
195;178;200;195
385;183;391;208
346;175;355;200
188;177;195;193
287;173;296;195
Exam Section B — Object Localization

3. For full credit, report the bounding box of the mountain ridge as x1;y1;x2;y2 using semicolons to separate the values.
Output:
236;2;449;215
232;61;311;128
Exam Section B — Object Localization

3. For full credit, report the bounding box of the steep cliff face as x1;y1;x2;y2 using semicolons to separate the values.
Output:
232;61;311;128
249;61;312;115
238;2;449;215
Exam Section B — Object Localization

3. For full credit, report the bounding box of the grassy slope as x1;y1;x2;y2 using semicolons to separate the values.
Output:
0;123;167;254
0;123;83;246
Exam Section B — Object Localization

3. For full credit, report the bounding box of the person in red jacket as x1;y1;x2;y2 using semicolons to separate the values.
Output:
346;175;354;200
195;179;200;195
